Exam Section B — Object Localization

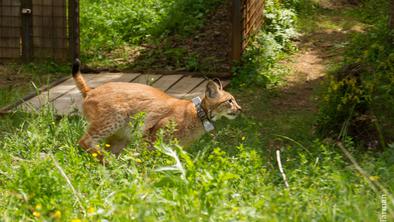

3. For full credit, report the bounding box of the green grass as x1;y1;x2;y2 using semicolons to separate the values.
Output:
0;62;69;108
0;87;393;221
80;0;223;69
1;1;393;220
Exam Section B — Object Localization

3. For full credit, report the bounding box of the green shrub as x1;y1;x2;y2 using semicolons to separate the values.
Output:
232;0;298;87
317;0;394;146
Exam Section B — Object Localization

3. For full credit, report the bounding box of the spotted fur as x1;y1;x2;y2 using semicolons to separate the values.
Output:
72;60;242;161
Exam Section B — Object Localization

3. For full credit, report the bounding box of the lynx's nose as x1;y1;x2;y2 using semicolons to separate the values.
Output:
232;105;242;116
235;104;242;113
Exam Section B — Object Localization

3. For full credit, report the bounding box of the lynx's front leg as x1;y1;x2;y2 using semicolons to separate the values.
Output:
78;132;104;162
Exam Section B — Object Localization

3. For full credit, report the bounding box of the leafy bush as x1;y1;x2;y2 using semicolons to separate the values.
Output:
317;0;394;147
232;0;298;87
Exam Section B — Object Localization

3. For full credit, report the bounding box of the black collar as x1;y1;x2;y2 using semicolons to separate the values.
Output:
192;97;214;132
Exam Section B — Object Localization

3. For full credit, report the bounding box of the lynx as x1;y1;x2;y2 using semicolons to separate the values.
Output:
72;59;241;160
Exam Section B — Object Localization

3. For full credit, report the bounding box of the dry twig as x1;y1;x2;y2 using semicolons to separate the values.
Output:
337;142;394;217
276;149;289;189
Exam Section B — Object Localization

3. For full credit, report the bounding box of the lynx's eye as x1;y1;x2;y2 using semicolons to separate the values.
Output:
228;99;233;104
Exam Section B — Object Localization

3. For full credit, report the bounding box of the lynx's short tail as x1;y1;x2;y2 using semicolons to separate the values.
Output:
72;59;91;98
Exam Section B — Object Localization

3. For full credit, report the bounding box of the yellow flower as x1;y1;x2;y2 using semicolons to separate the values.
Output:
92;153;98;158
105;144;111;148
35;203;42;210
135;158;142;163
52;210;61;219
71;219;82;222
369;176;380;181
33;211;41;218
87;206;95;214
241;136;246;141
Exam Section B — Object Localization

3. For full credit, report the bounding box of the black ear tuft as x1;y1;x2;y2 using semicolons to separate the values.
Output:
205;80;220;99
213;78;223;90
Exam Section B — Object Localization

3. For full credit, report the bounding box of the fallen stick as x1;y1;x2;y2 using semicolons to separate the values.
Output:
276;149;289;189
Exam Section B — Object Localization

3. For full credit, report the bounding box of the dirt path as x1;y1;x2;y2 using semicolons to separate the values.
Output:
238;3;369;147
271;3;364;114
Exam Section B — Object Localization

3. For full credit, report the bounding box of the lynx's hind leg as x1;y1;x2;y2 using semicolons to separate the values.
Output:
106;126;131;155
79;116;128;161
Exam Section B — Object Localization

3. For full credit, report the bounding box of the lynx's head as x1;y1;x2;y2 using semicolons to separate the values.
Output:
202;80;242;121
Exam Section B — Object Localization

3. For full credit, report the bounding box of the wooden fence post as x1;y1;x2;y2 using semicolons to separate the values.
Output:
21;0;33;62
69;0;80;60
231;0;242;61
389;0;394;44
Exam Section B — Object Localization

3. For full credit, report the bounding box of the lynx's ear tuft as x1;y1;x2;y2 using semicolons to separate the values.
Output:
213;78;223;90
205;80;221;99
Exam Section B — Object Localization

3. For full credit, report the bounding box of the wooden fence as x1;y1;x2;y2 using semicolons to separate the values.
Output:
0;0;79;62
231;0;264;60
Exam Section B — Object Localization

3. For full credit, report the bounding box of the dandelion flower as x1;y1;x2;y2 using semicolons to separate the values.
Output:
135;158;142;163
105;144;111;148
87;206;95;214
92;153;98;158
33;211;41;218
52;210;61;219
35;203;42;210
71;219;82;222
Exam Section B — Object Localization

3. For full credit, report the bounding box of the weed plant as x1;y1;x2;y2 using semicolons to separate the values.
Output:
232;0;299;88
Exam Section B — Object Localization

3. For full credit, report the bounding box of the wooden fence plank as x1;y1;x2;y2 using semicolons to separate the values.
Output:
152;74;183;92
131;74;162;85
69;0;80;60
53;73;141;114
182;80;230;100
166;76;205;98
231;0;242;60
183;80;208;99
21;77;78;111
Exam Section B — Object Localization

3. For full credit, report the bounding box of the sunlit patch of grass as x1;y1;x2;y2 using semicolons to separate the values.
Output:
0;89;392;220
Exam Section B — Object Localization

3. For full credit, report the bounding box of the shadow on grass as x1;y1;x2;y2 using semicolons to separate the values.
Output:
81;0;232;77
127;0;232;77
